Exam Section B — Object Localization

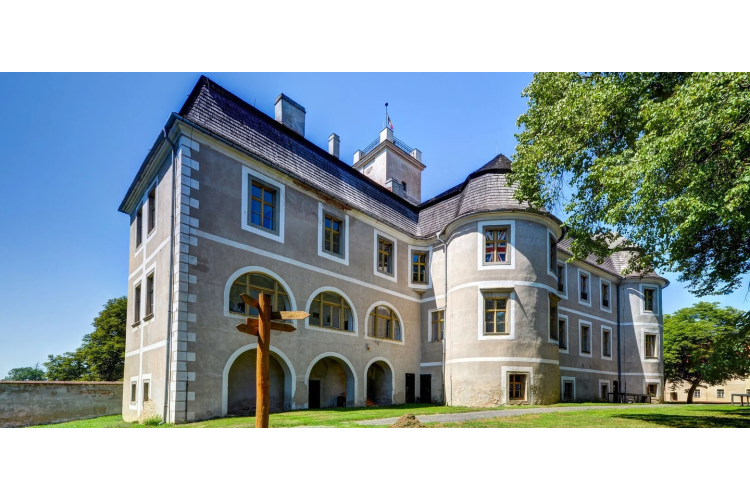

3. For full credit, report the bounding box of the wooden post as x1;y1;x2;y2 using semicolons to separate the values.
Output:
256;293;272;428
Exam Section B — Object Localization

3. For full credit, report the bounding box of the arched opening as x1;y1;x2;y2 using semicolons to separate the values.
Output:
224;347;295;415
306;355;356;408
365;359;394;406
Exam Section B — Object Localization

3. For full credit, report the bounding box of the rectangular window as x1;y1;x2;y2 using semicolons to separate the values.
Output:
484;227;509;264
146;274;154;318
431;309;445;342
509;374;526;401
250;181;276;231
644;287;656;313
557;264;565;293
670;392;678;402
717;389;725;398
646;384;658;397
377;237;393;275
694;389;701;398
581;324;591;354
484;293;508;335
148;187;156;234
644;334;657;358
602;328;612;357
136;208;143;248
563;381;574;401
601;282;610;309
324;214;343;256
134;284;142;324
558;318;567;350
412;251;428;283
579;272;589;302
549;294;559;342
130;381;137;403
549;234;557;273
143;381;150;402
601;383;609;400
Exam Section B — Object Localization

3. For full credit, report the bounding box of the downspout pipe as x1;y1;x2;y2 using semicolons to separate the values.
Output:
616;282;622;403
435;231;448;406
162;127;177;423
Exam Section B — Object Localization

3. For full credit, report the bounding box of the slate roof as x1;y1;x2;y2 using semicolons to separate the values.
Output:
120;76;665;282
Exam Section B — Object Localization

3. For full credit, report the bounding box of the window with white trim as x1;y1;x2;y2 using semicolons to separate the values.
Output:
549;294;559;342
377;236;394;275
483;292;509;335
578;270;591;305
323;214;344;257
134;283;142;325
135;207;143;249
557;263;566;294
249;180;277;232
562;380;575;401
431;309;444;342
145;273;154;319
558;317;568;350
130;380;137;403
717;389;725;398
509;374;527;401
694;389;701;398
143;379;151;402
549;234;557;274
646;383;658;397
411;251;428;284
602;327;612;358
601;280;611;310
484;226;510;264
644;333;657;359
580;323;591;354
368;305;401;341
309;291;354;332
643;286;657;313
147;186;156;234
600;382;609;400
229;272;291;317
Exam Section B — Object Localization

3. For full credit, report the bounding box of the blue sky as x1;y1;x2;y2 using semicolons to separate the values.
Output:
0;73;748;377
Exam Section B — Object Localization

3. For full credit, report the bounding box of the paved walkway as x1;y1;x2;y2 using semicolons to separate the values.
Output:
357;404;667;426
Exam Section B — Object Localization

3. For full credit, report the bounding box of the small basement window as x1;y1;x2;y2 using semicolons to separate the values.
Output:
130;381;137;403
508;374;526;401
143;380;150;402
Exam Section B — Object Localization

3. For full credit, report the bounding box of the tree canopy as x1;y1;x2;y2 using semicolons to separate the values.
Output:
663;301;750;403
510;72;750;296
3;364;46;381
44;296;127;381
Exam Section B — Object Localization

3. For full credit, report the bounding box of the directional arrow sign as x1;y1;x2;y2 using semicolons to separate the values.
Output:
236;323;259;336
271;311;310;321
240;293;260;311
242;318;297;333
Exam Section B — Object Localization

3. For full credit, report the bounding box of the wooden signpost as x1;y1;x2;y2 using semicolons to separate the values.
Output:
235;293;309;428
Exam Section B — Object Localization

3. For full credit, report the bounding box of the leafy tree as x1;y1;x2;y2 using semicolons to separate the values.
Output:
510;72;750;296
44;297;127;381
663;302;750;403
3;363;46;381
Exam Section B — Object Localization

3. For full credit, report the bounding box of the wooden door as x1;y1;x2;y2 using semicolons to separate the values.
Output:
405;373;415;403
420;374;431;403
309;380;321;409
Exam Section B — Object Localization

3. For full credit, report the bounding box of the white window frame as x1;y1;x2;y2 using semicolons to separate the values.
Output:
427;307;445;343
303;286;358;337
478;288;516;340
561;376;576;402
601;325;613;360
129;376;139;410
364;300;405;345
639;284;659;316
477;220;516;271
694;389;701;398
600;278;612;313
133;279;143;328
145;178;158;245
134;204;144;255
579;319;593;358
599;379;610;401
548;293;559;345
373;229;398;283
141;374;152;404
546;229;558;279
577;268;592;307
717;389;725;398
143;261;156;325
241;165;285;243
643;379;661;398
641;329;660;362
317;202;349;266
558;313;569;353
556;260;568;299
502;366;534;405
408;244;433;290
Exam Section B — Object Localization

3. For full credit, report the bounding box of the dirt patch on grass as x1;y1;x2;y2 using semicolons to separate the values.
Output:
390;414;425;428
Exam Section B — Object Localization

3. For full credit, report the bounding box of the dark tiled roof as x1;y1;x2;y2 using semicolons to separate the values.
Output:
557;237;665;282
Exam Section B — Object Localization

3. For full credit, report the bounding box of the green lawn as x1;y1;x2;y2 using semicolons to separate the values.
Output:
32;403;750;428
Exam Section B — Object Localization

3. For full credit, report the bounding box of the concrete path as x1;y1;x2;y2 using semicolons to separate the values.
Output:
357;405;667;426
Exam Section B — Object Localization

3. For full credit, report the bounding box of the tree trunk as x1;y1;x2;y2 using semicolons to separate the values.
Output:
686;380;701;404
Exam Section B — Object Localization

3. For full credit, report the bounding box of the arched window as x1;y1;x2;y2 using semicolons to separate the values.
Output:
368;305;401;341
309;292;354;332
229;272;290;316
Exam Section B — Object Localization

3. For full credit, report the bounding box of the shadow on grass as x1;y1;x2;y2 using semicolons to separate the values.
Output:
618;412;750;428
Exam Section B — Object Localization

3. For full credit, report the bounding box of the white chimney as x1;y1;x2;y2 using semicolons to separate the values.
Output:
275;93;305;136
329;133;340;158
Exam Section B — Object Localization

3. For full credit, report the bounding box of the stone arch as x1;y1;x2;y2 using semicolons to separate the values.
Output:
364;357;395;406
304;352;358;408
222;344;296;416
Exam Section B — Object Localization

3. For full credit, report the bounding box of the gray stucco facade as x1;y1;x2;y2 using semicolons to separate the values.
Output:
119;77;667;423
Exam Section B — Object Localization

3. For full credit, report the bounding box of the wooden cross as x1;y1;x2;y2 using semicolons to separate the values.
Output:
235;293;309;428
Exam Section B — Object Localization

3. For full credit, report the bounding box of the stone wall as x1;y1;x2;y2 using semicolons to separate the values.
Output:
0;381;123;428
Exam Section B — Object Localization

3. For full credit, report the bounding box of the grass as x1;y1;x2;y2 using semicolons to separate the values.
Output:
32;403;750;428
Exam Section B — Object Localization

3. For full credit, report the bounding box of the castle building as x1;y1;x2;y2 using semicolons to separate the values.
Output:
119;76;668;423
